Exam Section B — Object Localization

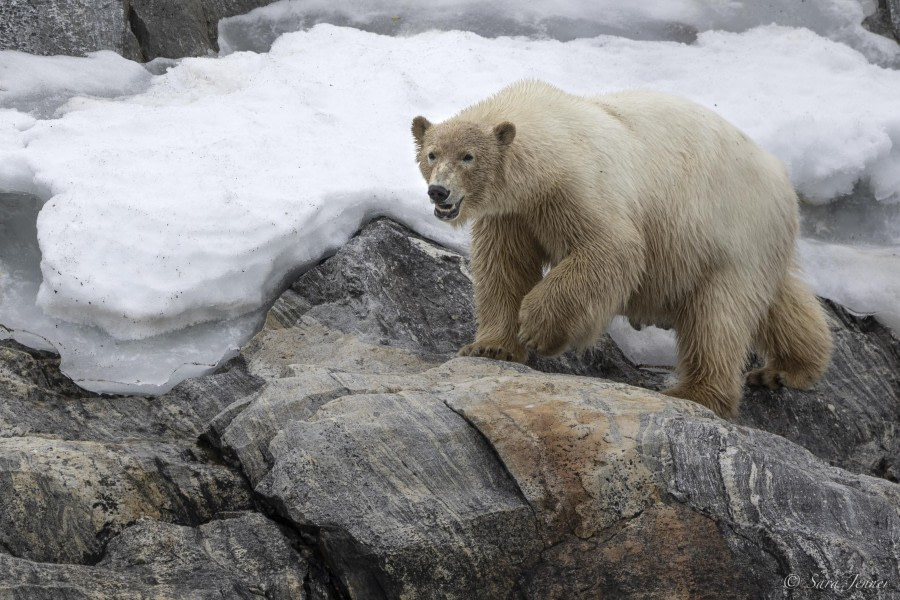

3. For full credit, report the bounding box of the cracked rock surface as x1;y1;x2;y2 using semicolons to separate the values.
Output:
1;218;898;599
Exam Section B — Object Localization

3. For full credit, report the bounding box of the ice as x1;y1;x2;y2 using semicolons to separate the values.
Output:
0;51;152;119
800;239;900;332
218;0;900;66
0;192;267;394
1;21;899;393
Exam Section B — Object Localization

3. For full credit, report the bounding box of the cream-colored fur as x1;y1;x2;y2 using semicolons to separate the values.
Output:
411;80;832;418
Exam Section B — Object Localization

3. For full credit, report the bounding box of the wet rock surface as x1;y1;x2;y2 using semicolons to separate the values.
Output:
1;218;898;598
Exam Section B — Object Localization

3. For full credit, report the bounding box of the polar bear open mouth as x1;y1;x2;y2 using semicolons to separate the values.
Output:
434;197;463;221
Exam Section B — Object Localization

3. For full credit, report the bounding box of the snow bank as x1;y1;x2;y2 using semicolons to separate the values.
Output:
1;24;899;391
219;0;900;66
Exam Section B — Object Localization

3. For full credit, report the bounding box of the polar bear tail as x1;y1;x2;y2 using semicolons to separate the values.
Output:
747;271;833;390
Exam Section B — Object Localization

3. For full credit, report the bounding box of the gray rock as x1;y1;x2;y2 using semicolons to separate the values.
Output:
248;218;900;481
205;218;899;599
1;217;898;598
891;0;900;40
127;0;275;61
0;0;275;61
0;0;137;60
0;342;259;564
864;0;900;43
0;513;309;599
0;339;341;596
259;389;542;599
738;301;900;481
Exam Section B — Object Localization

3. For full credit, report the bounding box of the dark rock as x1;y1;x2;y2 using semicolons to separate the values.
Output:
864;0;900;43
738;301;900;481
127;0;274;61
0;341;260;564
0;338;340;596
891;0;900;40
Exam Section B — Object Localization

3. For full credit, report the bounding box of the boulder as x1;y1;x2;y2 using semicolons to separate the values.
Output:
127;0;275;61
0;0;276;61
204;218;900;599
243;219;900;481
0;0;137;60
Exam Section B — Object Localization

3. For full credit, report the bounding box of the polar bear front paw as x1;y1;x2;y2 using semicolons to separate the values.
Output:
516;311;569;356
458;341;526;363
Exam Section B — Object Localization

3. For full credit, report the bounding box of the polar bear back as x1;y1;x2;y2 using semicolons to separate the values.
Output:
457;80;798;304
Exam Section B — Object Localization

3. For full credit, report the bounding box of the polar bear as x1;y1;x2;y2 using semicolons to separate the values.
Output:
411;80;832;417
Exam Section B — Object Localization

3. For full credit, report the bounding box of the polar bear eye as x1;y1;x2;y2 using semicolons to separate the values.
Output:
427;152;436;162
463;153;474;162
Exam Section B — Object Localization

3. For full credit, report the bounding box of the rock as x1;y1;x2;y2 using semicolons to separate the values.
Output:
864;0;900;43
204;218;899;599
446;371;899;599
127;0;274;61
0;0;275;61
891;0;900;40
0;341;256;563
1;217;898;598
0;513;309;599
0;0;137;60
0;435;254;563
738;301;900;481
243;218;900;481
0;339;340;596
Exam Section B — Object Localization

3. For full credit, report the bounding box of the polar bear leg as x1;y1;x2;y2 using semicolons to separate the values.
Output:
666;271;762;418
746;272;832;390
459;215;544;363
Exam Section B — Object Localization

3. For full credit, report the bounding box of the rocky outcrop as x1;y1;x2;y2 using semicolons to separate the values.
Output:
0;0;275;61
242;218;900;482
1;218;898;598
0;340;338;596
203;219;898;599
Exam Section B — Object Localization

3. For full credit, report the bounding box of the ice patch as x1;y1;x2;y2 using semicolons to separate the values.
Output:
799;239;900;332
607;318;678;368
0;192;267;394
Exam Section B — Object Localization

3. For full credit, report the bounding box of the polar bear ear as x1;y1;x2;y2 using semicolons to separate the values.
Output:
412;116;431;149
494;121;516;146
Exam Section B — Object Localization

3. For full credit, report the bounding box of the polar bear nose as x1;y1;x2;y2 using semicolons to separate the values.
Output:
428;185;450;204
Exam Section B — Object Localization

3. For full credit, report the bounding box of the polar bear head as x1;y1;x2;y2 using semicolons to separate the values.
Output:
411;116;516;224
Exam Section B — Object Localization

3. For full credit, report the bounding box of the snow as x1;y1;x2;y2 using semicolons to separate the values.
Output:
0;6;899;393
